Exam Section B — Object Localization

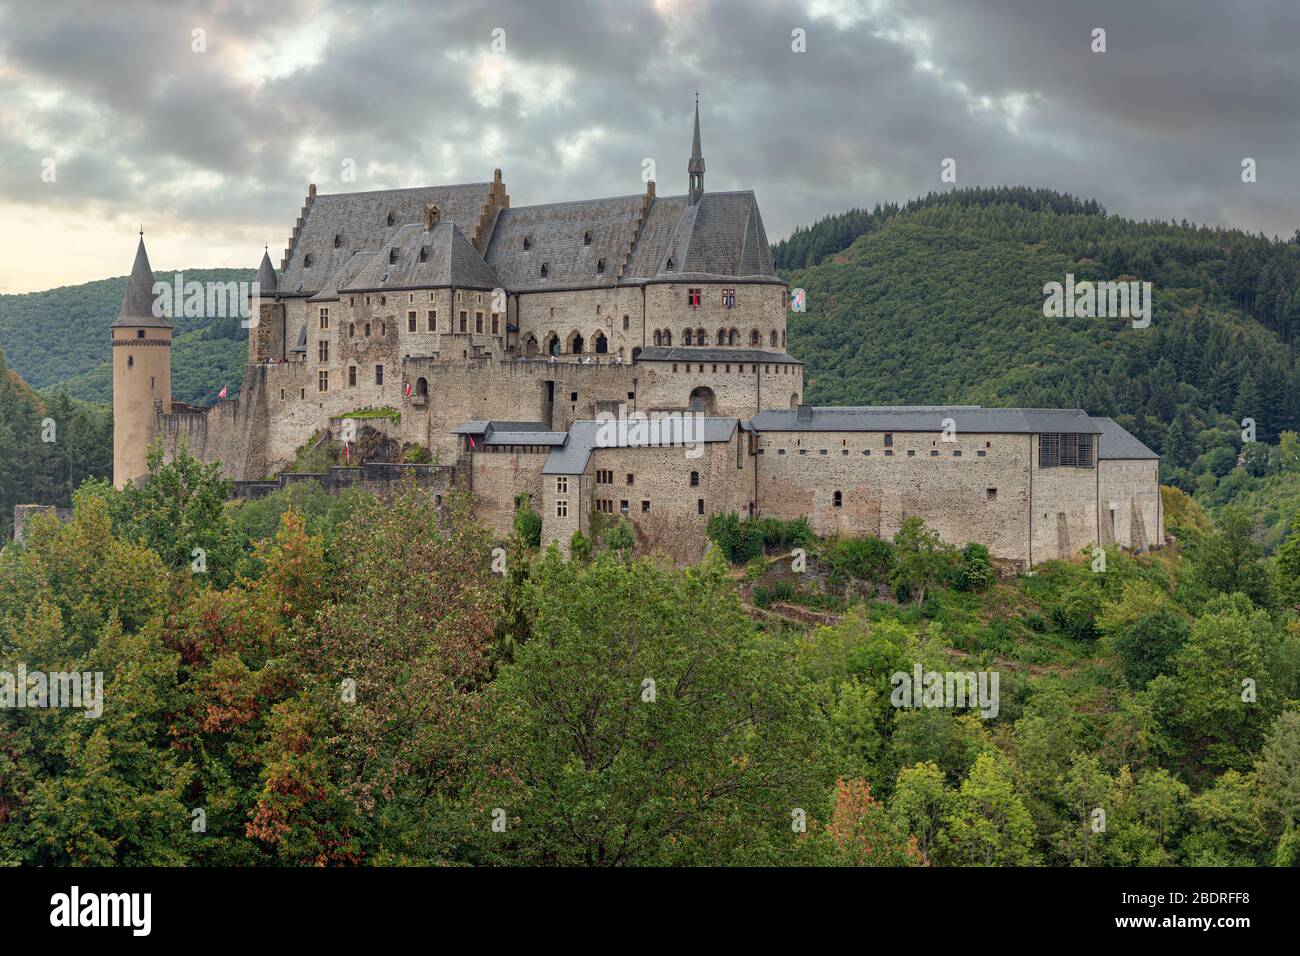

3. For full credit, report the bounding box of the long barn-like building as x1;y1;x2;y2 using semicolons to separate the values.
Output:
111;104;1162;566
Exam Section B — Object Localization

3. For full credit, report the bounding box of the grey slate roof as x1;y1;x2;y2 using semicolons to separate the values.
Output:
256;249;278;295
112;236;172;328
484;431;568;447
1092;417;1158;459
452;420;551;435
335;221;499;292
543;416;740;475
272;179;778;297
636;346;802;365
483;194;645;289
748;406;1101;434
278;183;494;296
290;324;307;353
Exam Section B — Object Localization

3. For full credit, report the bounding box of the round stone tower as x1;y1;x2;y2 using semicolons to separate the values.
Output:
112;232;172;489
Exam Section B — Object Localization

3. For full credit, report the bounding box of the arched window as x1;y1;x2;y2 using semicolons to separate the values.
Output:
653;330;662;346
770;330;778;348
523;334;538;357
631;346;642;361
728;328;739;345
546;334;560;356
696;327;705;345
716;329;726;345
781;331;786;347
684;329;693;346
568;331;584;354
416;377;428;396
750;329;760;346
662;330;671;346
593;332;608;354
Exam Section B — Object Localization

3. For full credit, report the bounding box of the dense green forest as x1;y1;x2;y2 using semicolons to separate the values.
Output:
0;268;253;405
2;457;1297;866
0;350;112;541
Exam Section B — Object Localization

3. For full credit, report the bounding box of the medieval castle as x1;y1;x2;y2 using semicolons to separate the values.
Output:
111;104;1162;565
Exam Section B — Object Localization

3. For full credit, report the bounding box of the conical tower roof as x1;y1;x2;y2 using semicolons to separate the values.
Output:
256;248;278;294
111;234;171;328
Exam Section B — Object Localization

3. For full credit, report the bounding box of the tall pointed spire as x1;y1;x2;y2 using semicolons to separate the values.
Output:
688;92;705;206
112;233;170;328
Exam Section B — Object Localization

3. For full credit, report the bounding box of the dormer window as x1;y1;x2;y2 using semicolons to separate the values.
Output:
665;256;674;271
523;235;532;250
583;231;592;245
540;263;549;277
419;246;428;262
596;257;605;274
334;234;342;248
303;253;313;268
386;211;395;227
389;248;398;264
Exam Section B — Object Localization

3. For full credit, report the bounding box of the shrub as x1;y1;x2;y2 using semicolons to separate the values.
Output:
513;495;542;547
955;542;995;592
569;529;591;563
825;535;896;584
402;443;433;464
604;519;634;554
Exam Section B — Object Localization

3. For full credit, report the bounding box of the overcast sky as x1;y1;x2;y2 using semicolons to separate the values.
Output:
1;0;1298;293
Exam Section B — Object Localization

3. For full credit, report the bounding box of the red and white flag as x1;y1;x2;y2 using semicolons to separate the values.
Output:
344;441;351;464
218;385;227;399
468;435;475;449
404;382;412;397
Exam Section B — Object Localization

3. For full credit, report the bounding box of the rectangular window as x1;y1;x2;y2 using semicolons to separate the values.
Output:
986;488;997;500
1039;433;1096;468
476;312;484;333
833;490;842;508
688;288;701;307
619;500;629;513
459;312;467;332
318;340;329;362
721;288;735;308
884;433;893;446
375;364;384;385
623;315;630;330
556;500;567;517
319;307;329;329
697;498;705;515
318;370;328;392
427;311;436;331
408;311;417;332
492;315;499;334
641;500;650;513
556;476;568;494
348;366;356;386
626;473;634;486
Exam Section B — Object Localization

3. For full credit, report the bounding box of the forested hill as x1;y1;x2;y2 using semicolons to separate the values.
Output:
779;189;1300;522
0;268;254;406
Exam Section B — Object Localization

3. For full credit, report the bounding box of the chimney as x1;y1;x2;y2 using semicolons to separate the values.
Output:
308;183;317;198
646;179;655;200
424;202;439;230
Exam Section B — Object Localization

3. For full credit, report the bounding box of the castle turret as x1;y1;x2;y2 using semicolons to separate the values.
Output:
688;94;705;206
112;232;171;489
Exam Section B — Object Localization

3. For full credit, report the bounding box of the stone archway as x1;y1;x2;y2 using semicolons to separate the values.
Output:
523;334;538;357
593;331;608;354
567;331;584;354
689;386;717;414
545;333;561;356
